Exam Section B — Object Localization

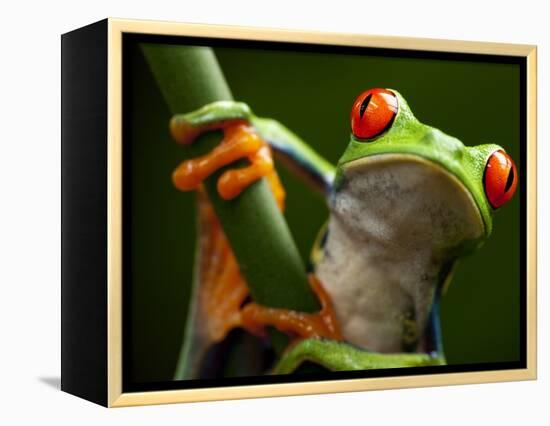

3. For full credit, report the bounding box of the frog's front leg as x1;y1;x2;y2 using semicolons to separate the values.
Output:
172;121;283;204
274;339;445;374
172;100;336;201
241;274;343;342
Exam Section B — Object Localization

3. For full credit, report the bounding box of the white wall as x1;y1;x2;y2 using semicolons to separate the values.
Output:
0;0;546;424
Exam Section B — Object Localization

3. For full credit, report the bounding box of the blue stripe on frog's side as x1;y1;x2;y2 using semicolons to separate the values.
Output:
425;295;445;360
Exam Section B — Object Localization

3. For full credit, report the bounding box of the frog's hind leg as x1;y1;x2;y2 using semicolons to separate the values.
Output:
175;189;251;379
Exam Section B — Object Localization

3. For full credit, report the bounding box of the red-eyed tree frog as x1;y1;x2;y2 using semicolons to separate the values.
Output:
170;88;518;377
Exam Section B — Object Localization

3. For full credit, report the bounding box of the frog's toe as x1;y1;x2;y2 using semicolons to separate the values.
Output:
217;145;274;200
170;117;200;145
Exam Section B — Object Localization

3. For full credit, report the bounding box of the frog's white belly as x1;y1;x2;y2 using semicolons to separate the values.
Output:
316;154;484;353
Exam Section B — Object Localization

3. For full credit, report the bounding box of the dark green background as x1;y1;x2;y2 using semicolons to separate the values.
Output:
128;43;521;384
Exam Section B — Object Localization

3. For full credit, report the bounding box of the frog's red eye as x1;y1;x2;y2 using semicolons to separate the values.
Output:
483;150;518;209
351;88;398;140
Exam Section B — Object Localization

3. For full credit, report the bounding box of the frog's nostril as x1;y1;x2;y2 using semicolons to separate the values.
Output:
423;129;464;159
450;142;464;160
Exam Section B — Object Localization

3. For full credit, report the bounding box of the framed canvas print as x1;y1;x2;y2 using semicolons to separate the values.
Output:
61;18;537;407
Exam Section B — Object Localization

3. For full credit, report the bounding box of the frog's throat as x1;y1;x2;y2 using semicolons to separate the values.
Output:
340;153;486;246
319;153;485;351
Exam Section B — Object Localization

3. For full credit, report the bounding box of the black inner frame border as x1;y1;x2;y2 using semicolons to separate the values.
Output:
122;32;528;393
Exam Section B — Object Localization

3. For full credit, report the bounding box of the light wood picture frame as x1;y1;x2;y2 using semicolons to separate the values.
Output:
61;18;537;407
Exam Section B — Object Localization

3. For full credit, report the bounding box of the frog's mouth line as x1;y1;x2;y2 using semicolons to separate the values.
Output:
343;153;486;241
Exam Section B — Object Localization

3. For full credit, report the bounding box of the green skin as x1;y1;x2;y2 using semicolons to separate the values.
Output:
171;90;503;374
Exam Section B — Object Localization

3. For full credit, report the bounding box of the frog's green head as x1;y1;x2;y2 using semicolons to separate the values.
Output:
335;88;517;251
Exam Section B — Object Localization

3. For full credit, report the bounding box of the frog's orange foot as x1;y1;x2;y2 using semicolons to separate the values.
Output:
172;122;283;204
240;274;343;342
